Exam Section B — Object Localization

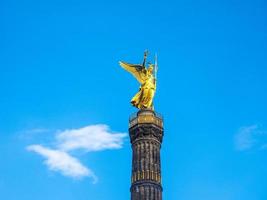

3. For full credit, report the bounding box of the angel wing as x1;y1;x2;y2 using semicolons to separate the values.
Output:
119;61;146;84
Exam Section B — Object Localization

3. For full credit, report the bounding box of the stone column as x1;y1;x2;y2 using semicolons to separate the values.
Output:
129;109;164;200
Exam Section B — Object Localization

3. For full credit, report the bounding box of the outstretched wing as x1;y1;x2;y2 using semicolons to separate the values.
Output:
119;61;146;84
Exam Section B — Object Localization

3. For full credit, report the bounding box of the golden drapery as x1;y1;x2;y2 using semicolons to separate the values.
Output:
119;54;157;110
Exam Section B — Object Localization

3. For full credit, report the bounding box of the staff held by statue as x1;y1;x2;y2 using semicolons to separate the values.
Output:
119;50;158;110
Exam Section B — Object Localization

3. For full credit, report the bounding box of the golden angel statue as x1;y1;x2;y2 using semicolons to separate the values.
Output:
119;51;158;110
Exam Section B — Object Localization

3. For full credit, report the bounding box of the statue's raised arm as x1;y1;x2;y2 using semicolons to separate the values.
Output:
119;51;157;110
142;50;148;67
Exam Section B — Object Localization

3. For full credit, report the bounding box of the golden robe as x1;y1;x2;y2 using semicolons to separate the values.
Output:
131;74;156;109
119;61;156;110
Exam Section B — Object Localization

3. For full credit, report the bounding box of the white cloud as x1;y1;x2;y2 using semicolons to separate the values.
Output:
24;128;50;134
18;128;51;140
56;124;127;152
234;125;258;151
26;124;126;182
27;145;97;182
234;125;267;151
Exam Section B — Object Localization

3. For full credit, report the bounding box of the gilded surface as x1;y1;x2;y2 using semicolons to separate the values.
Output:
129;114;163;128
131;171;161;184
119;51;158;110
129;110;163;128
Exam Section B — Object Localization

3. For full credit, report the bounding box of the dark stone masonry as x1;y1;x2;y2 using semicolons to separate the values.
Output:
129;109;164;200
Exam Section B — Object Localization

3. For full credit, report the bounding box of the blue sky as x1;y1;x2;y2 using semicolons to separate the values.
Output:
0;0;267;199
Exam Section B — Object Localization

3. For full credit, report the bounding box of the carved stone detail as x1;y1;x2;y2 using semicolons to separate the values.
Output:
129;110;164;200
129;124;163;144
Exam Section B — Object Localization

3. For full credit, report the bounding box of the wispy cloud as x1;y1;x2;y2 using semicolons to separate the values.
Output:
234;125;258;151
23;128;50;134
18;128;51;140
27;124;127;182
56;124;126;152
234;124;267;151
27;145;96;181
